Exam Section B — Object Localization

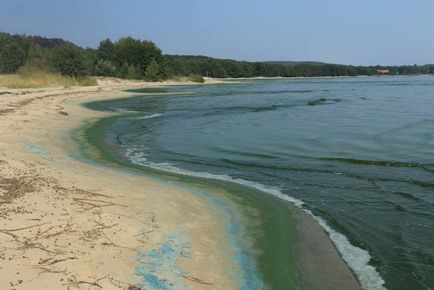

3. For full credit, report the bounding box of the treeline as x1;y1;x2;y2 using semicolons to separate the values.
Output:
1;31;434;81
164;55;379;77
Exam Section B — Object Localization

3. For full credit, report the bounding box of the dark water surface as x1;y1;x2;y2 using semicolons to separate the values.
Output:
87;76;434;290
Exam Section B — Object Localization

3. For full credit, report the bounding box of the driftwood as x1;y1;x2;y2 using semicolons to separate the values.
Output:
182;274;213;285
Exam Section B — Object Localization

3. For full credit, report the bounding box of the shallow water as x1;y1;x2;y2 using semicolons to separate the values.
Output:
87;76;434;290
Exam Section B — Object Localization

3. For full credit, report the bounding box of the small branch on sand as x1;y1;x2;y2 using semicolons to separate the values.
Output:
64;275;102;289
38;267;67;275
73;188;113;199
93;219;117;230
39;256;78;265
0;222;50;233
101;231;136;251
72;197;127;208
20;240;63;255
96;275;131;288
0;230;19;238
182;275;213;285
43;228;76;239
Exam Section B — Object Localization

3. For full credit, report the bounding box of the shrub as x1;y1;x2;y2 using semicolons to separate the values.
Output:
145;60;162;81
18;58;49;75
95;60;116;76
189;74;205;83
127;64;144;80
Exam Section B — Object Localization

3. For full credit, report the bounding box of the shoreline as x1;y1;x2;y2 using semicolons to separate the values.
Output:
0;78;362;289
79;81;364;289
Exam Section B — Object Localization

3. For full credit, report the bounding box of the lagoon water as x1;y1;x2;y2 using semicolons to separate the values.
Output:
88;76;434;290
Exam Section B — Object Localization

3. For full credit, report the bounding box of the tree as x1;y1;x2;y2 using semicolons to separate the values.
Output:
111;37;162;72
95;60;116;76
126;64;144;80
82;48;97;76
0;42;26;73
97;39;115;62
50;45;87;76
145;59;162;81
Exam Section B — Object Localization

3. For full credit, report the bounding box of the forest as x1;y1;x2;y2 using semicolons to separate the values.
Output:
1;32;433;81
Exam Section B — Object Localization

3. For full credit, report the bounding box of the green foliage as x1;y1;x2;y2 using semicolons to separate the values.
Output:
49;44;87;77
0;32;30;73
95;60;116;76
82;48;97;76
95;37;162;78
18;58;49;75
189;74;205;83
112;37;162;73
1;31;434;81
0;42;27;73
127;64;144;80
97;39;115;62
27;43;49;62
145;60;163;81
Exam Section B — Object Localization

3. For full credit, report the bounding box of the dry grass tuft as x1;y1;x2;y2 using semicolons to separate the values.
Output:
0;68;97;89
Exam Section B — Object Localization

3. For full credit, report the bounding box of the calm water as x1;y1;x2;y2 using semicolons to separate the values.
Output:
88;76;434;290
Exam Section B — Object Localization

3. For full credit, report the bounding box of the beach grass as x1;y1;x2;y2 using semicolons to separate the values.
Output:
0;69;97;89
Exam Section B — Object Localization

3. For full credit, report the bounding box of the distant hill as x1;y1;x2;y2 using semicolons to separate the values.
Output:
26;35;73;49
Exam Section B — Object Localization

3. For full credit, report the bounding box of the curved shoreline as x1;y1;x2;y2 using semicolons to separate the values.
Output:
0;79;363;289
82;85;364;290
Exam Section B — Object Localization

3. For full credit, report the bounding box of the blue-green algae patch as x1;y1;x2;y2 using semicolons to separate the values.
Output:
25;143;53;161
204;192;265;290
135;231;191;290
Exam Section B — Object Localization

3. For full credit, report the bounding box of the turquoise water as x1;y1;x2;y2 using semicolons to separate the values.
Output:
87;76;434;290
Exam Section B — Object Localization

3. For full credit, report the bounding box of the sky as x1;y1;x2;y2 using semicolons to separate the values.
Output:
1;0;434;65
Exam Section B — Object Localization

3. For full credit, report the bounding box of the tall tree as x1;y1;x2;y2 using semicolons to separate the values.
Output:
50;45;87;76
97;39;115;62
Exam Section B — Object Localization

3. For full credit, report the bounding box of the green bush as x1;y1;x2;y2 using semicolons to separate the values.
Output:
145;60;163;81
95;60;116;76
189;74;205;83
127;64;144;80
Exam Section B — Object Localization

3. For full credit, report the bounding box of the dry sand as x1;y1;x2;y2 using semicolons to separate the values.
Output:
0;78;238;290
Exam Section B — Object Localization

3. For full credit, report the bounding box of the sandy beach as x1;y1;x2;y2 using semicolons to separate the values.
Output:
0;78;362;290
0;78;242;289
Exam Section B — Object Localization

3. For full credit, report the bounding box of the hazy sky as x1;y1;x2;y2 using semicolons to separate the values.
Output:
1;0;434;65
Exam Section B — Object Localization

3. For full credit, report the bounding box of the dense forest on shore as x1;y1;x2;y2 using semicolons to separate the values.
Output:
1;32;434;81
